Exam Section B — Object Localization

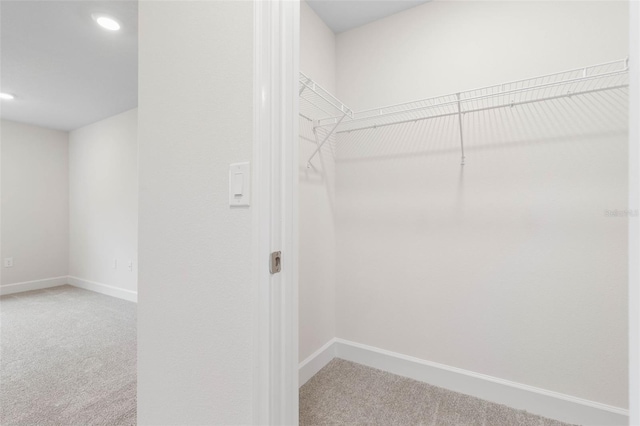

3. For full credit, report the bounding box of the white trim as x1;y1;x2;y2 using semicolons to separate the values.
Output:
252;1;273;421
299;339;337;387
252;1;300;424
67;276;137;303
0;275;137;302
285;2;301;423
629;1;640;424
0;276;68;295
317;339;629;426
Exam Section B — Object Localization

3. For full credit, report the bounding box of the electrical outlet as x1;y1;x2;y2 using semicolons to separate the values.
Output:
113;259;118;270
128;261;133;272
4;257;14;268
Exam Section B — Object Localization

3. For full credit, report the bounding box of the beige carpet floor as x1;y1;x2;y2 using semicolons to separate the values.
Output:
300;358;575;426
0;285;136;426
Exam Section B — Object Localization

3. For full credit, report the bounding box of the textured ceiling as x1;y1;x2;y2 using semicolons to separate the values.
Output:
306;0;431;34
1;1;138;131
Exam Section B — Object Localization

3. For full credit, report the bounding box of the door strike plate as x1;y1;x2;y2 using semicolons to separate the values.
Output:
270;251;282;274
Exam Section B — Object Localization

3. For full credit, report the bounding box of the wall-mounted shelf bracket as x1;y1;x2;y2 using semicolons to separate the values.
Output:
299;75;312;96
456;93;466;166
299;72;354;168
307;115;345;168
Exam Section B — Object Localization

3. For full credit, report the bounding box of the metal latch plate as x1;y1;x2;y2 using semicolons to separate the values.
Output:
270;251;281;274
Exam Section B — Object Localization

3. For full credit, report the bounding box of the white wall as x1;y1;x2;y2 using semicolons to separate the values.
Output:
137;1;254;424
68;108;138;294
1;120;68;286
334;0;629;409
336;1;629;111
300;1;335;93
299;0;337;362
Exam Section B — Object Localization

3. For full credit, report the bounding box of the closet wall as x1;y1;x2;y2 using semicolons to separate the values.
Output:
333;1;629;409
299;1;337;362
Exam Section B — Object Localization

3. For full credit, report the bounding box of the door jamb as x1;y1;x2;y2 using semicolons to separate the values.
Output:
629;1;639;424
253;0;300;424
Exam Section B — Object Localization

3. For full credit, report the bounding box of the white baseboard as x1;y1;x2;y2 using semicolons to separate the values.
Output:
299;339;337;387
0;275;137;302
0;276;69;295
67;276;137;303
299;338;628;426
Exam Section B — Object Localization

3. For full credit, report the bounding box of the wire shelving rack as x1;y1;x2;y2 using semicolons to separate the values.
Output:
301;58;630;166
299;72;353;167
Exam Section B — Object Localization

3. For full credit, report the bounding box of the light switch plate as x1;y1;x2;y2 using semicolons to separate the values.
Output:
229;162;251;207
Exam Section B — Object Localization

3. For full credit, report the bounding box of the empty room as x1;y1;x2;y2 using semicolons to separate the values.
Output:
1;0;638;425
1;1;138;424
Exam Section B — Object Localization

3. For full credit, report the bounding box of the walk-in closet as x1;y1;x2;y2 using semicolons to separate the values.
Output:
297;1;630;425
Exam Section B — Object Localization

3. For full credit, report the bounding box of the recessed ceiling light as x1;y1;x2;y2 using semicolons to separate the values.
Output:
0;93;15;100
92;14;121;31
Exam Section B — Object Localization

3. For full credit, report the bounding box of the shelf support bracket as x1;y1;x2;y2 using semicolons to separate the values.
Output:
299;77;311;96
456;93;466;166
307;115;345;168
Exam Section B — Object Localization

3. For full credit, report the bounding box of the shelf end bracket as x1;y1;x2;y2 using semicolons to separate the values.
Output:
307;115;345;168
456;93;466;166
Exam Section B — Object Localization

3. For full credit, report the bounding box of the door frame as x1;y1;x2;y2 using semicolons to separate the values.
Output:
253;0;300;424
629;1;639;424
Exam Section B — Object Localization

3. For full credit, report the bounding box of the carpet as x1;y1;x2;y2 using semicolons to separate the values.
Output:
1;285;136;425
300;358;575;426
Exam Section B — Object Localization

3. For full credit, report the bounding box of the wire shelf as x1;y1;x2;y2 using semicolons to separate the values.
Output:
314;58;629;134
299;72;353;123
299;72;354;166
300;59;628;166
